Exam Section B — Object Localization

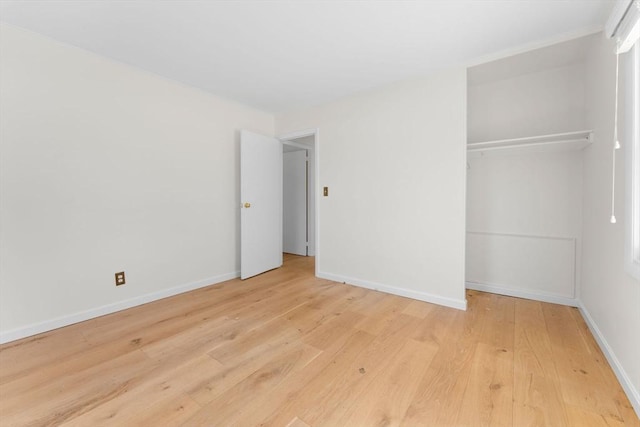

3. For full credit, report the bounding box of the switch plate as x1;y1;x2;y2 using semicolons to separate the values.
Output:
115;271;126;286
323;186;328;197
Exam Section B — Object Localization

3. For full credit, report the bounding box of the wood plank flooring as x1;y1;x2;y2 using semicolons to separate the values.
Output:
0;254;638;426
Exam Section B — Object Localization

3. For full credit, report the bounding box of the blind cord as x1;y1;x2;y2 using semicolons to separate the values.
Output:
611;49;621;224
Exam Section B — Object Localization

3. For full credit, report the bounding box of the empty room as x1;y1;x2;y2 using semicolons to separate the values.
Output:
1;0;639;425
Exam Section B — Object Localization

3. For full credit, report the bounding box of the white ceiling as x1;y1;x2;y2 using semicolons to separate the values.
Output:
0;0;614;113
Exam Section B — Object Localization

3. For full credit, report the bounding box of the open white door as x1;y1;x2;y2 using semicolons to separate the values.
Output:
241;130;283;279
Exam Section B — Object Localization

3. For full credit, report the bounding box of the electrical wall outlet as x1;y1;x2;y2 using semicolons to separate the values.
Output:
115;271;126;286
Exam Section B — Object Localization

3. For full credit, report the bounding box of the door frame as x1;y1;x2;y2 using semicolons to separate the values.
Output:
278;128;320;277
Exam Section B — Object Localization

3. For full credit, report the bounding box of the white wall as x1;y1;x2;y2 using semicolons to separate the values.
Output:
466;150;583;303
276;70;468;309
581;33;640;414
468;62;587;142
466;151;583;236
0;24;274;341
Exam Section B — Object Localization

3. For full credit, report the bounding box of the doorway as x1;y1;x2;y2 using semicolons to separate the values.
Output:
281;134;316;258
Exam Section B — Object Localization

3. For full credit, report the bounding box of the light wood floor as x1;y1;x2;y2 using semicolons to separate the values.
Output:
1;255;638;426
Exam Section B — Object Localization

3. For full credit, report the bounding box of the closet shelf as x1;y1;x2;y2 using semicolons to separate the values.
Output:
467;130;593;155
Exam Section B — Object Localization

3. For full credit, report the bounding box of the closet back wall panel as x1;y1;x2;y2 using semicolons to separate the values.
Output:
466;150;584;302
466;232;576;298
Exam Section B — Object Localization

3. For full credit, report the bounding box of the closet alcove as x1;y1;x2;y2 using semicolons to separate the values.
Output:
465;34;598;306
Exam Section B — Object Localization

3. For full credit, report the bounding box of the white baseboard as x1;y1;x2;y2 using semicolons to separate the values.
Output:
465;281;578;307
0;271;240;345
577;301;640;418
318;271;467;311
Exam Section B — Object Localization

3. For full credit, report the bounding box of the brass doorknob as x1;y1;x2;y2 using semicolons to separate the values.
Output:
244;202;251;208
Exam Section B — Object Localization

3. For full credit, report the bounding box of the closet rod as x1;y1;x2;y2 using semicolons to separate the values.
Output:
467;130;593;152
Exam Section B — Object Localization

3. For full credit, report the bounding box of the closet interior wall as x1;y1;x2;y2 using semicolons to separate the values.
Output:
465;35;596;305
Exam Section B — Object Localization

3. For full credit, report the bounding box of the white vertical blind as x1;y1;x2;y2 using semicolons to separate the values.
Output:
606;0;639;224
